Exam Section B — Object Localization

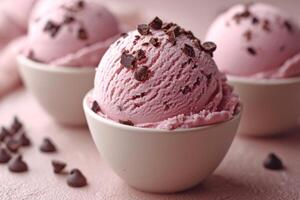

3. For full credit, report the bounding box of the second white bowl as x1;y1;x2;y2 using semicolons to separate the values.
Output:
228;75;300;137
17;55;95;126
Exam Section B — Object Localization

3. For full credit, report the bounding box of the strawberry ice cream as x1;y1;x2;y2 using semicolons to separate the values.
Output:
25;0;121;67
91;17;240;130
205;3;300;78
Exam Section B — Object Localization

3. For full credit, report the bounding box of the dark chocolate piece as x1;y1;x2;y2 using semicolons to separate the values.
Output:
6;139;21;153
247;47;256;55
0;127;10;142
182;44;195;57
119;120;134;126
78;28;88;40
51;160;67;174
17;133;31;147
64;16;75;24
121;52;136;69
149;17;163;30
202;42;217;54
91;101;101;113
40;138;57;153
0;147;11;163
263;153;284;170
134;66;150;82
149;37;160;47
137;24;150;35
8;155;28;173
243;30;252;41
11;116;23;134
136;49;146;60
44;21;61;37
67;169;87;187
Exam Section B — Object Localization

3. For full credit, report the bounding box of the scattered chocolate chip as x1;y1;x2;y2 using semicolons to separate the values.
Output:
263;153;284;170
284;20;293;33
136;49;146;60
0;147;11;163
182;44;195;57
17;133;31;147
6;139;21;153
78;28;88;40
11;116;23;134
202;42;217;54
8;155;28;173
166;26;180;45
162;22;175;31
40;138;57;153
185;30;195;39
51;160;67;174
262;19;271;32
120;32;128;38
134;66;150;82
181;86;191;94
119;120;134;126
149;16;163;30
137;24;150;35
252;16;259;24
44;21;61;37
121;52;136;69
243;30;252;41
0;127;10;142
149;37;160;47
142;42;149;46
134;35;141;41
247;47;256;55
64;16;75;24
77;0;85;8
67;169;87;187
233;8;251;23
193;39;202;50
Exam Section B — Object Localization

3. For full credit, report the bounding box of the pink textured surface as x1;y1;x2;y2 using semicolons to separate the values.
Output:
25;0;120;67
1;89;300;199
92;29;239;129
205;3;300;78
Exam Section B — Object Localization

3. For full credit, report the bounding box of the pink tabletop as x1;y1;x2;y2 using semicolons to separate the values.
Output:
0;89;300;199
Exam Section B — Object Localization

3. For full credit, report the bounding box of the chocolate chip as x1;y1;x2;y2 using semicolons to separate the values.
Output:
243;30;252;41
149;17;163;30
202;42;217;53
247;47;256;55
40;138;57;153
91;101;101;113
119;120;134;126
284;21;293;33
51;160;66;174
182;44;195;57
162;22;175;31
149;37;160;47
233;8;251;23
185;30;195;39
8;155;28;173
67;169;87;187
136;49;146;60
142;42;149;46
181;86;191;94
11;116;23;134
44;21;61;37
252;16;259;24
77;0;85;8
64;16;75;24
17;133;31;147
134;66;150;82
263;153;284;170
121;52;136;69
193;39;202;50
137;24;150;35
0;127;10;142
120;32;128;38
166;26;180;45
0;147;11;163
6;139;21;153
78;28;88;40
262;20;271;32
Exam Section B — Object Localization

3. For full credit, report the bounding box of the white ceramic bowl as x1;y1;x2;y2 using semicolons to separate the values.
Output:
17;55;95;126
228;75;300;137
83;91;242;193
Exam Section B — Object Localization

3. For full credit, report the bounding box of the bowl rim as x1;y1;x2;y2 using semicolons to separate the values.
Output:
83;89;242;134
227;74;300;85
17;54;95;74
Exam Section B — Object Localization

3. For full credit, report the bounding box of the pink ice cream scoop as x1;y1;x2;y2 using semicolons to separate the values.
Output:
91;17;240;130
25;0;121;67
205;3;300;78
